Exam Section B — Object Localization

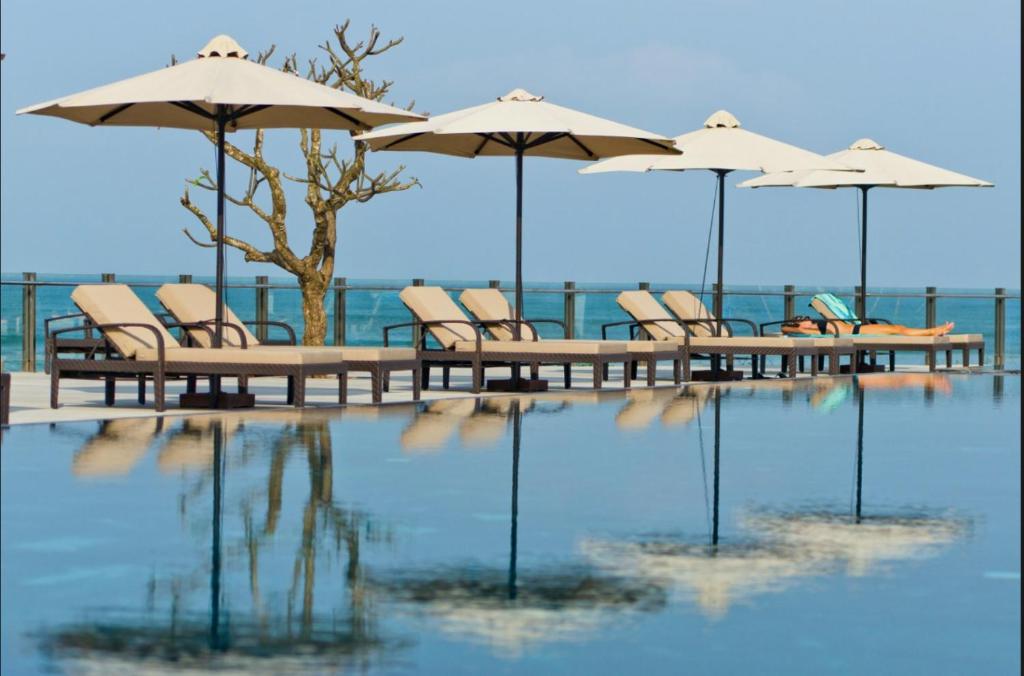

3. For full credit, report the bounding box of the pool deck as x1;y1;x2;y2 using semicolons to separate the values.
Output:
0;364;991;426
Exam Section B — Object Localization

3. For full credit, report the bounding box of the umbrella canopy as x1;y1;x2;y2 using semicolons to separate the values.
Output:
17;34;424;402
580;110;851;329
739;138;993;315
355;89;678;362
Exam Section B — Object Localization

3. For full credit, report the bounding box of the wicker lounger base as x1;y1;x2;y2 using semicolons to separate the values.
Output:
844;338;967;373
698;343;856;378
417;350;634;393
351;358;422;404
51;357;348;412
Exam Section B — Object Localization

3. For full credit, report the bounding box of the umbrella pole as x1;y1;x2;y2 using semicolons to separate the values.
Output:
858;186;869;319
215;107;227;350
508;400;521;599
714;170;726;322
514;145;524;342
181;108;256;408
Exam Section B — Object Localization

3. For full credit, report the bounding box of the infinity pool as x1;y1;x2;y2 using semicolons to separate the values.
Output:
1;374;1019;674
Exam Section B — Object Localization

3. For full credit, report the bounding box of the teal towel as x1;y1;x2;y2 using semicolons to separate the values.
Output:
812;293;861;324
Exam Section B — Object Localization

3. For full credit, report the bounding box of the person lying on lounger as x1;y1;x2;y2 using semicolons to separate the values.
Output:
781;317;955;337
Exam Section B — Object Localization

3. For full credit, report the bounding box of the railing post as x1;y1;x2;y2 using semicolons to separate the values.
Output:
711;283;720;316
333;277;346;346
178;274;193;284
925;286;936;328
783;284;795;319
101;273;116;283
638;281;650;291
21;272;36;372
854;286;864;319
412;278;424;348
255;275;269;342
994;287;1005;370
563;281;576;339
488;279;501;289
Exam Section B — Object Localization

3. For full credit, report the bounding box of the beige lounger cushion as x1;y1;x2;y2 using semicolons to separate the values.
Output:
812;296;982;346
459;288;538;341
71;284;179;358
400;286;479;349
616;291;688;341
252;345;417;361
662;290;730;337
452;339;624;355
134;346;346;366
156;283;260;348
846;336;953;347
625;341;681;354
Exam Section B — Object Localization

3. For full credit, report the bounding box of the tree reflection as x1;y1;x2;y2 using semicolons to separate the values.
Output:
42;411;404;672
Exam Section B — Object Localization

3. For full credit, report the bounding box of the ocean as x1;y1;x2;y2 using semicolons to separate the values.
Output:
1;274;1019;370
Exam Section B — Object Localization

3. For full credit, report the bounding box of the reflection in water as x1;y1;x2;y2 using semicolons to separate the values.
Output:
72;418;164;477
586;377;969;619
43;413;404;673
382;398;666;656
31;373;983;668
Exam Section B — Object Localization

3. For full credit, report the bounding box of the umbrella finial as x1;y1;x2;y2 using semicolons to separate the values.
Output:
849;138;884;150
197;35;248;60
704;110;741;129
499;88;544;102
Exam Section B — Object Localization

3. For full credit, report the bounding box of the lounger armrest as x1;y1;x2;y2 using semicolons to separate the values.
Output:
524;318;567;339
383;319;484;352
45;312;89;339
49;322;167;363
188;319;250;348
680;317;758;337
242;320;297;345
601;320;640;340
760;318;841;337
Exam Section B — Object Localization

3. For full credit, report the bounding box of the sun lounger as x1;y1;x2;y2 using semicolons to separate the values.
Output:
388;286;633;392
48;284;351;411
155;283;420;403
459;288;685;386
611;290;855;377
662;289;861;377
803;292;982;369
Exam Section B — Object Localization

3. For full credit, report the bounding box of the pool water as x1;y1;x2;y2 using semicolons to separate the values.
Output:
1;374;1019;674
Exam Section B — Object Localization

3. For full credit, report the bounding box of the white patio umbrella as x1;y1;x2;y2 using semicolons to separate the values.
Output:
17;34;424;363
580;110;851;320
354;89;678;349
739;138;992;316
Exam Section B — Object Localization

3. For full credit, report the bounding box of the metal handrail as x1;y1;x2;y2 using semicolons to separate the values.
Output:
2;274;1019;372
1;278;1019;299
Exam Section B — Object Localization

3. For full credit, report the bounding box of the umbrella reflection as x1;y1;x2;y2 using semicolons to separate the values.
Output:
377;397;666;656
46;413;403;671
586;380;968;618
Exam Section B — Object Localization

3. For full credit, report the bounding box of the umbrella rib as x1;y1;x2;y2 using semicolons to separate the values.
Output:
635;137;676;153
472;133;495;155
327;108;370;130
566;134;596;159
524;132;568;150
169;101;216;120
96;103;136;125
228;104;271;123
382;132;426;150
498;131;518;148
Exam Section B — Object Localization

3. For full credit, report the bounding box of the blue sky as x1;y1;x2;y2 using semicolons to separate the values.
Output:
1;0;1019;289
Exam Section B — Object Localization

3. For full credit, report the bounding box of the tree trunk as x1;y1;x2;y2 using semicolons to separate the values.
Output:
299;277;329;346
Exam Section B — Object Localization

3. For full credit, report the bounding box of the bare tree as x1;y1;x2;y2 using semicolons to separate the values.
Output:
180;21;419;345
